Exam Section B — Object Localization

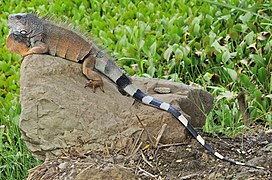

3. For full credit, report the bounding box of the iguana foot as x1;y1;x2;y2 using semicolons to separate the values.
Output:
82;56;104;93
85;80;105;93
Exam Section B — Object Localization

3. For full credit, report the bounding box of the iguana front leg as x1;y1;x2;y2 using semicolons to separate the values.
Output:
83;55;104;93
23;42;49;57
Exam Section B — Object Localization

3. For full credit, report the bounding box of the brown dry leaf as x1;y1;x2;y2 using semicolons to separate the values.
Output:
258;32;271;41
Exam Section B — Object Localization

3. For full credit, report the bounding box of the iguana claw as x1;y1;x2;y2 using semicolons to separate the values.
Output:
84;80;105;93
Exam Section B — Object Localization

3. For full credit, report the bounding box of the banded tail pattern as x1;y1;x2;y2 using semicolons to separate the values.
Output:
94;53;265;170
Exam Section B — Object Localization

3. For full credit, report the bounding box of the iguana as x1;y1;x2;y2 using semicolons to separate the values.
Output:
7;13;264;169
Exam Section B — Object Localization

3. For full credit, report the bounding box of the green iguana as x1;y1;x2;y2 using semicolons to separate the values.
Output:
7;13;264;169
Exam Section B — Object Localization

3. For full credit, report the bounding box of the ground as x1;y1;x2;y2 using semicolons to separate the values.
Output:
27;126;272;180
131;126;272;179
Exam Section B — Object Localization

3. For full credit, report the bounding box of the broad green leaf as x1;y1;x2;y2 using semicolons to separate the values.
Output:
211;41;227;53
194;23;200;35
164;45;173;61
239;73;255;90
250;54;265;66
239;12;253;24
203;72;213;83
229;28;239;40
222;50;230;63
217;91;237;101
174;48;183;60
244;31;254;45
257;67;268;84
253;89;262;100
184;57;192;67
169;73;179;82
224;68;238;81
150;41;156;57
147;65;155;77
139;39;145;50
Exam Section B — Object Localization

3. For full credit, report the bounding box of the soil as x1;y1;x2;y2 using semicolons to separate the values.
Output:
27;126;272;180
138;130;271;179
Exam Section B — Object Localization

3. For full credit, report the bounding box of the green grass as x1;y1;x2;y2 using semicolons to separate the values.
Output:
0;96;40;179
0;0;271;179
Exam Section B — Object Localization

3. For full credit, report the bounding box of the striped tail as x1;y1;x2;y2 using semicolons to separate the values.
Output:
95;56;265;170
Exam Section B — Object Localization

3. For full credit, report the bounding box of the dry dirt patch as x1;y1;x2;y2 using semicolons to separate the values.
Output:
28;127;272;179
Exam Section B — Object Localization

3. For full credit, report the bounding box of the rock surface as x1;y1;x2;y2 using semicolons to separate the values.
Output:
20;55;214;161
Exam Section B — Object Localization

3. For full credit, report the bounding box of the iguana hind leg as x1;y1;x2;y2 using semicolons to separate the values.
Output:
83;55;104;93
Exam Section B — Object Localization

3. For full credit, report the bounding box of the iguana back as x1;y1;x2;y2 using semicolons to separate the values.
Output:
44;23;93;62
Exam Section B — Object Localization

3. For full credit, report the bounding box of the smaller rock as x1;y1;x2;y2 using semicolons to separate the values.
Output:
154;87;171;94
58;162;69;170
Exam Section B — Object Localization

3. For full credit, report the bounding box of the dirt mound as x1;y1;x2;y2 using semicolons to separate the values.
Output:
27;127;271;179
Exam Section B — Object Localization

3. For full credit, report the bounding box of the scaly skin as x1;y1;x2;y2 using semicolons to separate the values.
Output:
7;13;265;170
6;33;29;55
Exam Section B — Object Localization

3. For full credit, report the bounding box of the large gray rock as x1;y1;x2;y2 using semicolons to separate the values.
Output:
20;55;213;161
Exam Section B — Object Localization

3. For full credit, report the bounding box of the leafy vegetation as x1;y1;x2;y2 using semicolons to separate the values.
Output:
0;0;271;179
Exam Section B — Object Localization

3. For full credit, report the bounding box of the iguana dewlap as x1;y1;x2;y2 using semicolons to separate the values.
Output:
7;33;29;55
7;13;264;170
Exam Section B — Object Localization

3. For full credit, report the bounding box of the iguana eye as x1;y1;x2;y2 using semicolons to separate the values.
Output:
20;30;28;35
15;15;22;20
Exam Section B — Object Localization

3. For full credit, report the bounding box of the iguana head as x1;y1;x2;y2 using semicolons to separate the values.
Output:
8;13;43;38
